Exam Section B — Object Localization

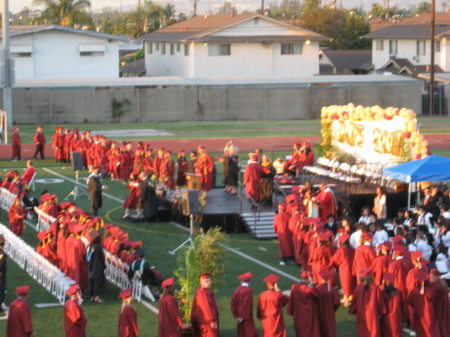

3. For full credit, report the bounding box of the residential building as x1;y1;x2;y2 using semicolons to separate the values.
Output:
319;49;373;75
140;13;330;78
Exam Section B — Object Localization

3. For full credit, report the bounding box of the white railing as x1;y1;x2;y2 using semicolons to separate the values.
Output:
34;207;56;232
0;223;74;304
0;187;15;211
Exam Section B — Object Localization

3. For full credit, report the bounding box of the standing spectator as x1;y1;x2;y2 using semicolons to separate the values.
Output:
64;284;88;337
11;125;21;161
222;143;239;195
373;186;387;220
139;171;157;222
191;273;219;337
416;205;434;233
244;154;264;201
32;125;46;160
273;203;294;265
7;286;33;337
86;230;107;304
158;277;182;337
0;235;7;315
257;274;289;337
230;272;259;337
118;288;139;337
87;167;108;217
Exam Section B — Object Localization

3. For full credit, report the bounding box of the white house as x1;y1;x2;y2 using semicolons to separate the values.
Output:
1;25;128;80
363;13;450;72
139;13;330;78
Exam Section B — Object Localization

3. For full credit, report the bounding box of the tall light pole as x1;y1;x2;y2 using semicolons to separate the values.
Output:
2;0;12;132
430;0;435;116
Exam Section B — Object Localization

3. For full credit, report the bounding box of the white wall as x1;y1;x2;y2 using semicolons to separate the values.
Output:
3;30;119;80
145;41;191;77
439;38;450;72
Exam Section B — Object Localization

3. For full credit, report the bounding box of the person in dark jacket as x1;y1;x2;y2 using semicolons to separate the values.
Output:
139;171;157;222
87;230;107;304
127;248;162;300
0;235;7;314
87;167;108;217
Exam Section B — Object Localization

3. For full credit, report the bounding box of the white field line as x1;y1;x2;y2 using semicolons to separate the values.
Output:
35;303;61;308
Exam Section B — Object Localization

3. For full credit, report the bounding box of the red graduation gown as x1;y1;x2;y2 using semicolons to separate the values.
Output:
380;290;406;337
407;285;440;337
316;283;341;337
405;266;429;329
7;298;33;337
333;245;355;296
64;298;88;337
257;289;289;337
308;245;333;284
8;204;25;237
230;285;259;337
118;304;139;337
273;212;293;258
244;162;264;201
66;236;88;290
315;189;337;222
158;294;182;337
371;255;392;286
196;153;215;192
353;244;376;281
287;283;320;337
349;283;386;337
387;258;411;305
431;281;450;337
57;231;68;273
191;287;219;337
11;130;21;159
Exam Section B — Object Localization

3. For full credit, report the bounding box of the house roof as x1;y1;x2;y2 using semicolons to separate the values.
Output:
121;58;146;76
140;13;330;43
377;57;443;77
1;25;129;42
363;24;450;39
319;49;373;75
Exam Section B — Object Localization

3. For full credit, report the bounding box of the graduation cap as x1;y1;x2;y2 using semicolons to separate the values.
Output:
358;267;372;277
89;230;101;241
361;232;372;241
135;248;146;258
37;230;47;242
392;235;404;245
410;251;423;262
318;232;329;242
417;271;429;283
238;272;253;282
118;288;133;299
162;277;175;288
199;273;211;280
263;274;279;284
285;194;296;204
430;269;441;277
318;269;333;281
381;241;392;252
278;202;287;211
338;233;350;243
393;244;406;255
16;285;30;297
383;272;395;284
66;284;81;296
300;271;310;279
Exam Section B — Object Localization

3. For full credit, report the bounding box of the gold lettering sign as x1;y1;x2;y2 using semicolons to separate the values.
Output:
336;121;364;148
372;128;404;156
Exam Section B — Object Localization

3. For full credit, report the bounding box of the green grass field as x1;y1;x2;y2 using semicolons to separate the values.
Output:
1;117;449;336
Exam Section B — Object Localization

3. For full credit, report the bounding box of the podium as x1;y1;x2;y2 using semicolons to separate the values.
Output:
186;173;202;190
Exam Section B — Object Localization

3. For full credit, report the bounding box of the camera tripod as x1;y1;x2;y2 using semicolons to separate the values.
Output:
66;170;89;200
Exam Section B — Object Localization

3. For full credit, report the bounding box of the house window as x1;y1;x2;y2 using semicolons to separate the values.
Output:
80;51;104;56
184;43;190;56
146;42;152;54
436;40;441;53
161;43;166;55
375;40;384;51
416;40;426;56
281;43;302;55
170;43;174;55
11;44;33;57
389;40;397;55
177;43;181;52
156;43;160;51
208;44;231;56
78;43;105;56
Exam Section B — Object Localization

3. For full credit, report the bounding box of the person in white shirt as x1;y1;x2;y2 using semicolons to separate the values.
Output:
416;205;435;233
372;223;389;247
440;205;450;220
373;186;387;219
414;231;433;261
358;207;371;225
435;222;450;248
349;222;366;249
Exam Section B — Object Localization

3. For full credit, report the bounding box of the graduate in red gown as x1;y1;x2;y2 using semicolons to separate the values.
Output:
387;244;411;307
123;173;141;218
312;183;338;222
316;269;341;337
353;233;376;283
349;268;386;337
177;150;188;187
66;223;88;290
64;284;88;337
287;271;320;337
32;125;46;160
429;269;450;337
160;150;175;189
21;160;36;184
153;148;165;178
230;272;259;337
407;272;440;337
309;232;333;284
191;273;219;337
11;125;21;161
196;146;215;192
273;203;294;265
7;286;34;337
380;272;406;337
118;288;139;337
257;274;289;337
371;242;392;287
158;277;182;337
8;197;26;237
244;155;264;201
332;233;355;307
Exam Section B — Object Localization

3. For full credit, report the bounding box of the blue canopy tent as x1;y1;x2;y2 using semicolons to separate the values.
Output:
382;155;450;207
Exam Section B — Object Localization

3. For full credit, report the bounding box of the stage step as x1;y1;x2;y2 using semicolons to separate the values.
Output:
241;211;277;239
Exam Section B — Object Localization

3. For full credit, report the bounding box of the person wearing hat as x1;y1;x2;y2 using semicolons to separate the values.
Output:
387;244;412;306
191;273;219;337
128;248;162;300
138;170;157;222
118;288;139;337
64;284;88;337
332;233;355;307
86;230;107;304
230;272;258;337
196;146;215;193
287;271;320;337
158;277;182;337
349;268;386;337
176;150;188;187
7;286;33;337
312;182;338;223
353;232;376;283
159;150;175;189
308;232;333;284
407;272;440;337
244;154;264;202
316;269;340;337
11;125;21;161
274;203;294;266
371;242;392;287
380;272;405;337
429;269;450;337
0;235;8;314
123;172;141;219
8;196;26;237
32;125;46;160
65;223;88;291
221;144;239;195
257;274;288;337
87;166;109;217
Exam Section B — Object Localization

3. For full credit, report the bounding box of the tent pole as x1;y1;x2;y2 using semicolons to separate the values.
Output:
417;183;420;206
408;183;411;209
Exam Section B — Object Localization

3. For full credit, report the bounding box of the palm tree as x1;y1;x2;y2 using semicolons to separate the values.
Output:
33;0;92;27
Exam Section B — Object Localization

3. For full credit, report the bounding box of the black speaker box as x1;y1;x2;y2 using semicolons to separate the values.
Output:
70;151;83;171
181;189;201;216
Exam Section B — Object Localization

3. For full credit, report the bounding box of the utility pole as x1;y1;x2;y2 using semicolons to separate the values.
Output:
261;0;264;14
192;0;198;16
430;0;435;116
2;0;12;133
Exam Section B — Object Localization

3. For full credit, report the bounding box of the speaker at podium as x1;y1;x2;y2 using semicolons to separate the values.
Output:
181;189;201;216
70;151;83;171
